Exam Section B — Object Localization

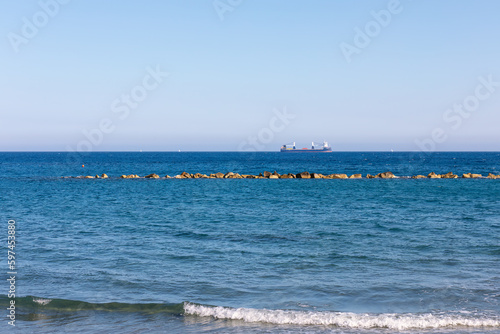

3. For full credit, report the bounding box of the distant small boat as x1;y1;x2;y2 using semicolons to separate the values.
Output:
280;141;332;153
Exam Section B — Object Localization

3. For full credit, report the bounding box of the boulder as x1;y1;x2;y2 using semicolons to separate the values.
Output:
224;172;235;178
263;171;272;178
180;172;191;179
462;173;472;178
272;171;281;177
101;173;108;179
440;172;458;179
412;175;427;179
428;172;441;179
366;174;375;179
145;173;160;179
328;174;348;179
471;173;482;178
268;174;279;179
165;175;171;178
279;174;291;179
487;173;499;179
214;172;225;179
85;176;94;179
192;173;204;178
288;173;296;178
311;173;325;179
120;175;127;179
377;171;396;179
349;174;362;179
296;171;311;179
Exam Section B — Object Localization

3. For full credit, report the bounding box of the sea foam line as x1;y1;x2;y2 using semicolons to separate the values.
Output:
184;303;500;330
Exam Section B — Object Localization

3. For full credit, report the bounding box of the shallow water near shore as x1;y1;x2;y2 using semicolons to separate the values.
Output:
1;152;500;333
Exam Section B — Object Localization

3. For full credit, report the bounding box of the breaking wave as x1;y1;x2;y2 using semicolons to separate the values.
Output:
3;296;499;330
184;303;500;330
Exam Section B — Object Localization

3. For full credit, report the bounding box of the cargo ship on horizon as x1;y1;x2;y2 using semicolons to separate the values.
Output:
280;141;332;152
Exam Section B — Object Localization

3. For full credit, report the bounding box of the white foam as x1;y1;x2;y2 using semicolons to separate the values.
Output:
184;303;500;330
33;298;52;305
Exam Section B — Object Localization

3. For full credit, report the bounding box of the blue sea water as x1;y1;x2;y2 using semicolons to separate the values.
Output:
1;152;500;333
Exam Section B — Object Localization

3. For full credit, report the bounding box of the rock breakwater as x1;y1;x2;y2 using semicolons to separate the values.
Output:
65;171;500;179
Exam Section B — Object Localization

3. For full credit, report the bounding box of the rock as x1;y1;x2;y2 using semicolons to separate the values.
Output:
95;175;100;179
174;175;182;179
101;173;108;179
263;171;272;178
288;173;296;178
279;174;291;179
192;173;204;178
311;173;325;179
272;171;281;177
366;174;375;179
214;172;225;179
412;175;427;179
377;172;396;179
120;175;127;179
242;174;256;179
462;172;482;178
180;172;191;179
268;174;279;179
224;172;235;178
296;171;311;179
145;173;160;179
349;174;362;179
328;174;348;179
440;172;458;179
428;172;441;179
487;173;499;179
165;175;171;178
85;176;94;179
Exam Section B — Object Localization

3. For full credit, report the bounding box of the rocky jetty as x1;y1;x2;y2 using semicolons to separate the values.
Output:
67;171;500;180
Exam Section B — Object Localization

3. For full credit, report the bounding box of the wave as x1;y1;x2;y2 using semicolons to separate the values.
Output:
184;303;500;330
2;296;499;330
0;295;184;314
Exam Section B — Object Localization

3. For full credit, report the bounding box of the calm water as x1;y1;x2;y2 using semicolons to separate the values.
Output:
1;152;500;333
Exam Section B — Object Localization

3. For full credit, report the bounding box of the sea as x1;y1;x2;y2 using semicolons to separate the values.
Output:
1;151;499;334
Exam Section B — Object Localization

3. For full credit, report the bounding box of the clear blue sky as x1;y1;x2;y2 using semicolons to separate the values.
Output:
1;0;499;151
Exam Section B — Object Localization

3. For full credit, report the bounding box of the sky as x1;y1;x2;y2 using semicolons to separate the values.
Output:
1;0;499;151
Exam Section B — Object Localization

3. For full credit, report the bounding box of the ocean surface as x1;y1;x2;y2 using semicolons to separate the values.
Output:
1;151;500;333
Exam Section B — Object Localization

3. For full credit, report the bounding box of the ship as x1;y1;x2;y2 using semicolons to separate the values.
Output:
280;141;332;152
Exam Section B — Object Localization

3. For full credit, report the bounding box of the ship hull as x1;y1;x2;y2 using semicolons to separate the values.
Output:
280;148;332;152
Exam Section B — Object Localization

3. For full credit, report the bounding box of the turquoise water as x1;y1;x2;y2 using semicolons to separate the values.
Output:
1;152;500;333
